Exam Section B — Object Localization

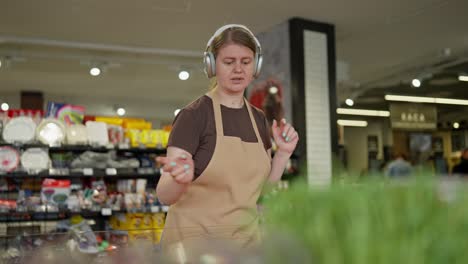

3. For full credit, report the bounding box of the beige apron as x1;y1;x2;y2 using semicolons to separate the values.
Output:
161;90;271;261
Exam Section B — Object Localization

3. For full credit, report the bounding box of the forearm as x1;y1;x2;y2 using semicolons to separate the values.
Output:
268;150;292;182
156;173;190;205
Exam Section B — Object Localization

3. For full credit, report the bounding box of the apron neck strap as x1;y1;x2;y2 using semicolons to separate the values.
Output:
207;89;262;141
208;90;224;136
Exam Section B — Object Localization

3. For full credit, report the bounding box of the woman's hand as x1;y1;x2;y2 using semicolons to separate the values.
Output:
271;118;299;155
156;154;194;184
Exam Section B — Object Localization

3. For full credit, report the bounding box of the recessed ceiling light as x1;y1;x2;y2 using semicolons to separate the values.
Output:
90;67;101;76
178;71;190;80
453;122;460;129
345;99;354;106
116;107;126;116
411;79;421;87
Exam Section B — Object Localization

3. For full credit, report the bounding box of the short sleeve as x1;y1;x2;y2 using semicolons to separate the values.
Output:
167;109;201;155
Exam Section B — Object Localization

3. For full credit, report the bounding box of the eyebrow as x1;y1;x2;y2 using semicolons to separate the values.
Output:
222;57;252;60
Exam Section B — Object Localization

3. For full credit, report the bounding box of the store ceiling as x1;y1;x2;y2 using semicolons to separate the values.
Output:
0;0;467;123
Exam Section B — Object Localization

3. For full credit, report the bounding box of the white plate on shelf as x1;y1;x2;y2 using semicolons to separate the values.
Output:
86;121;109;146
36;118;66;146
67;124;88;145
20;148;50;171
2;117;37;143
0;146;20;172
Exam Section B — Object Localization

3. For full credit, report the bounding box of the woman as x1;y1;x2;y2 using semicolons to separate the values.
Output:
156;24;299;258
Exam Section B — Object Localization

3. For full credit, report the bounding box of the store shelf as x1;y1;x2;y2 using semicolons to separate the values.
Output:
0;143;167;154
0;168;161;179
0;206;169;222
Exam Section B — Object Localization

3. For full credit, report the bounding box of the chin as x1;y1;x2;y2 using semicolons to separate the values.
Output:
220;84;247;94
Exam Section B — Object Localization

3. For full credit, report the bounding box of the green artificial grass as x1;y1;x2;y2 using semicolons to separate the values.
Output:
262;176;468;264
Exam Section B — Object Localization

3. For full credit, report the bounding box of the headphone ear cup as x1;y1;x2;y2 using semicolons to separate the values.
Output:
254;53;263;78
203;52;216;78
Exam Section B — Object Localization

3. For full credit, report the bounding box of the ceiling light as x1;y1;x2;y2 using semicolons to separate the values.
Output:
345;99;354;106
459;75;468;82
385;94;468;105
269;86;278;94
453;122;460;129
411;79;421;87
178;70;190;80
174;109;181;116
1;103;9;111
337;119;368;127
337;108;390;117
90;67;101;76
116;107;126;116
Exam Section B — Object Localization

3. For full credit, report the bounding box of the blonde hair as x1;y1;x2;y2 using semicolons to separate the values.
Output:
207;27;257;90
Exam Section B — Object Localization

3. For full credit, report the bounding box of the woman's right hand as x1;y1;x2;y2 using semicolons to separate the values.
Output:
156;154;194;184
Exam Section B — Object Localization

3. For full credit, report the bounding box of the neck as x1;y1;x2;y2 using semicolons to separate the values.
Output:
214;87;245;108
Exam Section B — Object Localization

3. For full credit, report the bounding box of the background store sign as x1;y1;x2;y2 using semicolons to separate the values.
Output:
390;103;437;130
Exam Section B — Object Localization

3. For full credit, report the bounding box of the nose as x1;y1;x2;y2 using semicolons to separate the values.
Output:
233;62;243;73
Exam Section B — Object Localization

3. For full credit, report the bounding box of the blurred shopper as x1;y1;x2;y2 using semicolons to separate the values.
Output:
385;153;413;177
453;148;468;175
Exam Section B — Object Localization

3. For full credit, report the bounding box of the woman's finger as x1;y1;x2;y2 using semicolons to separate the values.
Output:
286;127;296;142
282;123;292;142
162;160;178;172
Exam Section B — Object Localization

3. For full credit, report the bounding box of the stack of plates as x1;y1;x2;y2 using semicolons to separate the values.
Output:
2;117;37;143
36;119;66;146
0;146;20;172
20;148;50;171
66;124;88;145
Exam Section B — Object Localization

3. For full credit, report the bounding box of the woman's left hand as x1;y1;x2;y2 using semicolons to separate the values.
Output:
272;118;299;155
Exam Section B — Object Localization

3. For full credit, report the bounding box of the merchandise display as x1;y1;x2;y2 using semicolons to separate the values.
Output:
0;106;171;261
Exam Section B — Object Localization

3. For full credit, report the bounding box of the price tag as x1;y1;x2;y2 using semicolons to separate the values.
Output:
49;168;69;175
138;168;154;175
83;168;94;176
161;206;169;212
101;208;112;216
118;143;130;149
106;168;117;175
150;206;160;213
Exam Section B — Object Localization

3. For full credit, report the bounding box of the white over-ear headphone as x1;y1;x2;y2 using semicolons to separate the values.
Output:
203;24;263;79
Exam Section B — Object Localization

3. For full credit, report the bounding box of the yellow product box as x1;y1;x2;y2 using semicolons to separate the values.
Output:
152;213;166;229
109;213;131;231
95;116;124;126
126;129;140;147
123;120;152;130
128;230;154;242
153;230;163;243
139;130;151;146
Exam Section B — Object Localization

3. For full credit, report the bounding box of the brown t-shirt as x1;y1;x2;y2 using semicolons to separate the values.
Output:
168;95;272;179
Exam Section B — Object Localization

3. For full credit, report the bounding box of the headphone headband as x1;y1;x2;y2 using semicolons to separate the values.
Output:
205;24;262;54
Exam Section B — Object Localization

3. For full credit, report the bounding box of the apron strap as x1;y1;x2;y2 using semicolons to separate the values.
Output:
207;90;224;136
244;98;263;146
208;90;263;145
